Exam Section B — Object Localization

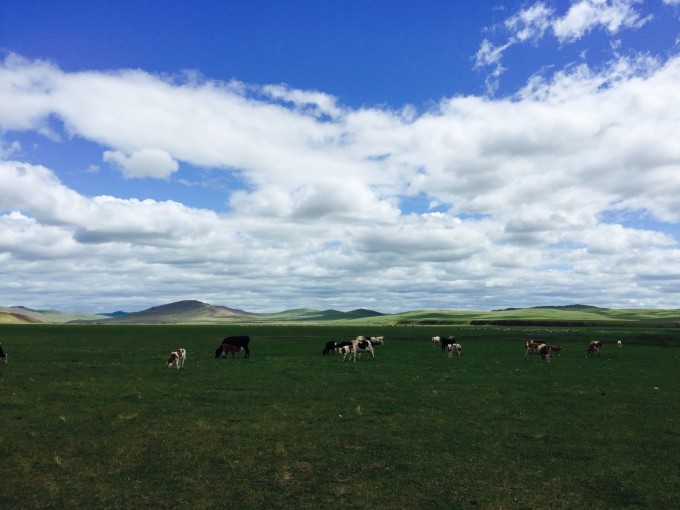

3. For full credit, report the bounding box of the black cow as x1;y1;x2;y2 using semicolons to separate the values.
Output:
0;343;6;363
215;336;250;359
440;336;457;352
323;341;337;355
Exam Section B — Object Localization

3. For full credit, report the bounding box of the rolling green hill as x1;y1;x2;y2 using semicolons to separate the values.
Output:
2;301;679;326
0;306;101;324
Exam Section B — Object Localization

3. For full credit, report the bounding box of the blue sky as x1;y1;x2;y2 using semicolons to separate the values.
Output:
1;0;680;313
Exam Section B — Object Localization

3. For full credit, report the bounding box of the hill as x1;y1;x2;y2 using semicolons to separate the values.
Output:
2;301;680;326
260;308;384;322
92;300;255;324
0;310;42;324
0;306;102;324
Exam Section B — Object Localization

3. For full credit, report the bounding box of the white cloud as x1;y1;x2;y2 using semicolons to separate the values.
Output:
261;84;342;119
1;51;680;311
0;139;21;158
505;2;554;43
474;0;653;92
103;148;179;179
474;39;512;68
553;0;651;43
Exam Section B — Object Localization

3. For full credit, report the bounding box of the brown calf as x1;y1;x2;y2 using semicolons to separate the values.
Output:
217;343;242;359
525;341;551;363
587;341;602;357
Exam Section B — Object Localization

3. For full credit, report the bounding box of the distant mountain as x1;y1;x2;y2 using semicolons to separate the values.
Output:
1;301;385;325
261;307;384;322
3;301;679;326
0;309;42;324
533;304;608;310
493;304;606;312
94;300;254;324
0;306;102;324
97;311;129;318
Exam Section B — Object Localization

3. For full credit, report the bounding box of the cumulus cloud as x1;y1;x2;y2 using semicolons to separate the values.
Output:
1;50;680;311
103;148;179;179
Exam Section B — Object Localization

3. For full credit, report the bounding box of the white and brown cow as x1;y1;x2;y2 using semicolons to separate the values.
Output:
338;344;353;361
548;345;563;356
617;340;622;348
166;348;186;369
447;342;462;357
525;341;551;363
368;336;384;347
587;340;603;357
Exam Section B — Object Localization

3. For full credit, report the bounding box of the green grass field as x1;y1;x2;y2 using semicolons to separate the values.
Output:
1;324;678;509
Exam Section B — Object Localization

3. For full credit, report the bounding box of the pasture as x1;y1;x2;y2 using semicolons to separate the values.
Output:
1;324;678;509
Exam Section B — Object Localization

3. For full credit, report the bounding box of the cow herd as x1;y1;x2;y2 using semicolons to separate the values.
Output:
160;334;619;369
520;339;617;363
431;336;463;357
0;335;621;371
322;336;383;362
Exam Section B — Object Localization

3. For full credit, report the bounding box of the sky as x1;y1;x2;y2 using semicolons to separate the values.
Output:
1;0;680;313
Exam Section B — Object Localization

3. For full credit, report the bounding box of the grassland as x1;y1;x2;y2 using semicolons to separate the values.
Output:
1;324;679;509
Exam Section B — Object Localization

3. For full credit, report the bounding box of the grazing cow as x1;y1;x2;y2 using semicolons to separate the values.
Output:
548;345;563;356
447;343;462;357
218;343;242;359
587;340;603;357
353;338;375;360
617;340;622;348
166;348;186;369
340;338;375;362
440;336;457;353
323;340;338;355
338;344;354;361
368;336;384;347
215;335;250;359
0;344;6;364
525;341;551;362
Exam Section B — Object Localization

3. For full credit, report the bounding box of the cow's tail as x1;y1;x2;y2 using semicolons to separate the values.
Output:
243;344;250;358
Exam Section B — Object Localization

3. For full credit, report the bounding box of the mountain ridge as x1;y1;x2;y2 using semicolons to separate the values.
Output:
2;301;679;325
